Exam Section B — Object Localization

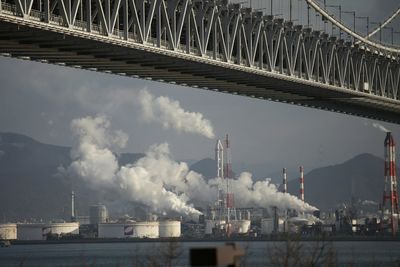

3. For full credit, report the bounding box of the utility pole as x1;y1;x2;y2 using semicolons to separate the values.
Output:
356;16;369;36
382;27;400;45
327;5;342;39
343;11;356;41
371;22;383;43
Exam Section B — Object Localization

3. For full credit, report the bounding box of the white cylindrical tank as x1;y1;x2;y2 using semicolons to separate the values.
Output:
17;224;46;240
261;218;274;235
232;220;251;234
0;224;17;240
49;223;79;236
351;219;357;233
133;222;159;238
159;221;181;238
205;220;215;235
98;223;125;238
89;204;108;224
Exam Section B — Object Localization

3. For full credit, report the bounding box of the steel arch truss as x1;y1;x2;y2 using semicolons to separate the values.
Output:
1;0;400;101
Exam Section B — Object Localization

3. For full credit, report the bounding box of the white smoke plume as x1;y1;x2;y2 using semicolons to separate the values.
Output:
67;116;316;217
372;122;390;133
118;143;317;212
361;200;378;206
206;173;317;212
69;115;126;188
68;115;201;216
137;89;215;139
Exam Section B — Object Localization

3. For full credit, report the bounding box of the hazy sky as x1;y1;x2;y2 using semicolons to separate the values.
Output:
0;0;399;173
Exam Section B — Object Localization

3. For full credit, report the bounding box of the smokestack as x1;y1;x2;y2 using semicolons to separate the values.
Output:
71;190;76;222
224;134;237;224
215;140;224;178
382;132;399;235
282;168;287;193
225;134;232;179
299;166;304;202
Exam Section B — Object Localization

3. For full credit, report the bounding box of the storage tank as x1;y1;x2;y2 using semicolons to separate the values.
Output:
205;220;215;235
49;222;79;236
232;220;251;234
351;219;357;233
0;224;17;240
159;221;181;238
89;204;108;225
133;221;159;238
98;222;159;238
261;218;285;234
17;224;46;240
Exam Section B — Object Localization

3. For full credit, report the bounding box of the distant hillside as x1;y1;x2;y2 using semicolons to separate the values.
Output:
0;132;397;220
0;132;143;221
190;158;216;179
287;153;400;211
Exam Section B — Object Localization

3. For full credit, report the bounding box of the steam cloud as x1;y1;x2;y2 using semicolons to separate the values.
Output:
208;173;317;212
67;115;316;216
137;89;215;139
372;122;390;133
68;115;201;216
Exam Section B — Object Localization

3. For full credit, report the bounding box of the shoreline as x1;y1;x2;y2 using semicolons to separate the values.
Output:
8;235;400;245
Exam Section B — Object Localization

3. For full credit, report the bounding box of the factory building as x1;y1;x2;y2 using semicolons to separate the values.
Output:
0;224;17;240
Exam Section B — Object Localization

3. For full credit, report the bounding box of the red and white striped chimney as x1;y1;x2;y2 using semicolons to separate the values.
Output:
299;166;304;202
382;132;399;234
282;168;287;193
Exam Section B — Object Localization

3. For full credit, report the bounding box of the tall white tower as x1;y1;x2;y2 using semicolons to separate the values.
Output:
215;140;224;178
71;190;76;222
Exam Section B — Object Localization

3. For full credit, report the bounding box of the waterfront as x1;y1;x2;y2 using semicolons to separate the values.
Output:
0;241;400;266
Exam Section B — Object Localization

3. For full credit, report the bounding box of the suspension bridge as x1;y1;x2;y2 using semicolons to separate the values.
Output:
0;0;399;123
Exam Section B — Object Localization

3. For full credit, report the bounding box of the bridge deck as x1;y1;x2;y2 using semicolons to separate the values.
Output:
0;7;399;123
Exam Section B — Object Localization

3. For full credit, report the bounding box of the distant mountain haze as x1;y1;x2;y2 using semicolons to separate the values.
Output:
0;132;143;221
0;132;396;221
287;153;400;210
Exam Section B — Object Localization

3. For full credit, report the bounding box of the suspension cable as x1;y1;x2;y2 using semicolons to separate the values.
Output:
305;0;400;54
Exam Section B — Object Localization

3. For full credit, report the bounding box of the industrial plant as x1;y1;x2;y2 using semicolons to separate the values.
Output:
0;132;399;242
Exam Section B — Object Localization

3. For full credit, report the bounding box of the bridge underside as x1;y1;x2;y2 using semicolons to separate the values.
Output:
1;21;400;124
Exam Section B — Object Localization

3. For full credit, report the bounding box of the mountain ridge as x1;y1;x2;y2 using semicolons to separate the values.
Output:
0;132;396;220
